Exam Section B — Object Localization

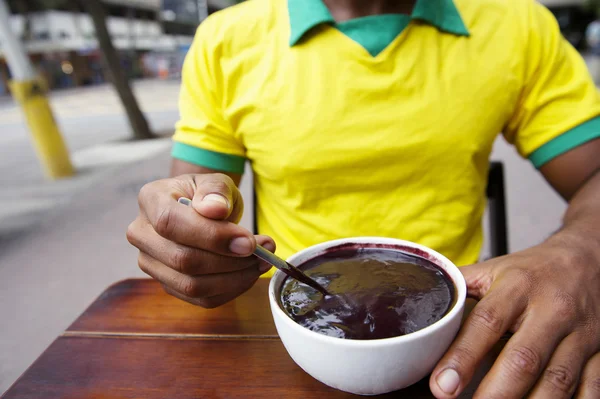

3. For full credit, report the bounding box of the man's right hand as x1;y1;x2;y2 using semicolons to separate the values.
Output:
126;173;275;308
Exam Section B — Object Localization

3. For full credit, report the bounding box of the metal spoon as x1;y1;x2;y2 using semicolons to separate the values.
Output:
177;197;330;296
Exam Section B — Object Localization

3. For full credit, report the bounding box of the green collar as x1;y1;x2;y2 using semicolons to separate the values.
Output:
288;0;470;46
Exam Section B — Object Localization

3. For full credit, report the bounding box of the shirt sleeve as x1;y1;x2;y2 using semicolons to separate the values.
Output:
503;1;600;169
172;18;246;174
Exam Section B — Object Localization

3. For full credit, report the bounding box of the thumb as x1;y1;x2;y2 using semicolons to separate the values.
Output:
191;174;244;223
459;262;495;300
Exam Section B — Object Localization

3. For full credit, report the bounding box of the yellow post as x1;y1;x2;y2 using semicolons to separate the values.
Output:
0;0;73;179
9;79;74;179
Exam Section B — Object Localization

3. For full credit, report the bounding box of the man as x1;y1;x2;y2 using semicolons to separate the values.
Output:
126;0;600;397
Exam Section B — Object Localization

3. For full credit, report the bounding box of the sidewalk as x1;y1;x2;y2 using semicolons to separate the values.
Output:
0;80;181;392
0;151;168;393
0;79;180;239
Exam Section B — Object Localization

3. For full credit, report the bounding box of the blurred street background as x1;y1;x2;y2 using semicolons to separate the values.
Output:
0;0;598;394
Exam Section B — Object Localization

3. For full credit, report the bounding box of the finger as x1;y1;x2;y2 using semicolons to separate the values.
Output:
257;238;276;274
576;351;600;399
140;194;255;256
132;219;250;274
459;261;498;299
138;178;193;219
529;333;591;399
138;252;261;299
473;309;571;399
191;174;244;223
161;276;256;309
129;218;274;274
430;287;526;398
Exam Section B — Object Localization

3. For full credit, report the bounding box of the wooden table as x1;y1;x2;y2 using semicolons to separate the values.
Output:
2;279;508;398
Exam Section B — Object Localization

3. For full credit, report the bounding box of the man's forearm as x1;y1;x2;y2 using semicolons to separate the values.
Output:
553;168;600;255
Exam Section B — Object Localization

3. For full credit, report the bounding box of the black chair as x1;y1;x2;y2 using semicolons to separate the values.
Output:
252;161;509;258
487;161;509;257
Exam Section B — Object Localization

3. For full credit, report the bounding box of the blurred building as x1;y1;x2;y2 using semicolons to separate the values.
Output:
0;0;236;95
0;0;594;97
543;0;596;50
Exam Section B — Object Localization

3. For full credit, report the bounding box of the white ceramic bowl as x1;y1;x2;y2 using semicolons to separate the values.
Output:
268;237;466;396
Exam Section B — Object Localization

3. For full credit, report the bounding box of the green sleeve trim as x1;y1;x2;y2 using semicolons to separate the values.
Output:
171;142;246;174
529;116;600;168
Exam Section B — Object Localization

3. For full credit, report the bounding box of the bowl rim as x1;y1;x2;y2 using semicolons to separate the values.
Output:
268;236;467;347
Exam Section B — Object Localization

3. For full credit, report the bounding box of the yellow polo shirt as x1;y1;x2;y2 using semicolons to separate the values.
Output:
172;0;600;276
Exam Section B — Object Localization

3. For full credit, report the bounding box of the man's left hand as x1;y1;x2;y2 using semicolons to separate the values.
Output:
429;234;600;398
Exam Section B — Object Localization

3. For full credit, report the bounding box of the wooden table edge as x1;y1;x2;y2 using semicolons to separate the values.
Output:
2;279;515;399
61;331;280;340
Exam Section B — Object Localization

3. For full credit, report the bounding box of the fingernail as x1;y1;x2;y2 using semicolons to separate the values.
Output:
229;237;252;255
203;193;229;208
262;242;275;252
436;369;460;395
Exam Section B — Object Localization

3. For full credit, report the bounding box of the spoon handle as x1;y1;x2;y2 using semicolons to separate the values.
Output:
254;244;330;296
177;197;330;295
176;198;287;267
254;244;291;271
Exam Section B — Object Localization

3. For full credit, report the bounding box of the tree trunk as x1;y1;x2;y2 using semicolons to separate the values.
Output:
81;0;153;140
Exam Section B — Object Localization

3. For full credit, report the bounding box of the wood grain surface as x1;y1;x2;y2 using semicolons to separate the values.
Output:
3;279;509;398
3;335;509;399
67;279;277;337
